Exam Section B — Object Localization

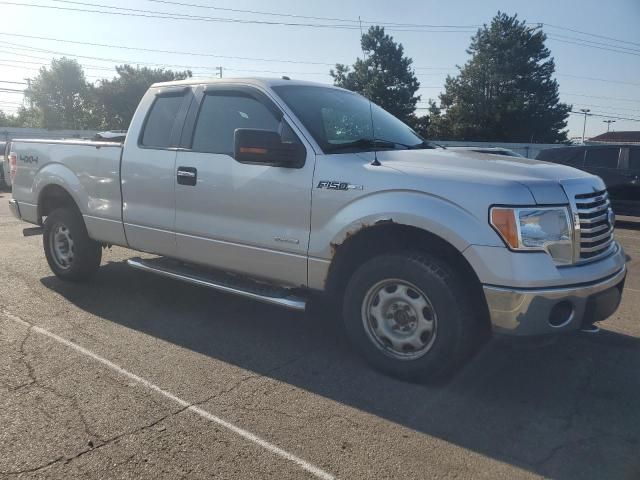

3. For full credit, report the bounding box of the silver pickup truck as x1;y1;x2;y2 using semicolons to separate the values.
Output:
8;78;627;381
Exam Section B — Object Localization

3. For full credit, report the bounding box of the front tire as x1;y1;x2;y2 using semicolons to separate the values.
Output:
343;252;477;382
43;208;102;281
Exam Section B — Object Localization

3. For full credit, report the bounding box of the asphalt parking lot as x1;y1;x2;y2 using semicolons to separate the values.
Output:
0;191;639;480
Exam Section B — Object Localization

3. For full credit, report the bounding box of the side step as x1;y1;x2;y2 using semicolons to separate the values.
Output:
127;257;307;311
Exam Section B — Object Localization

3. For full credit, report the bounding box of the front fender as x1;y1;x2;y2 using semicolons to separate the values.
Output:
309;189;503;261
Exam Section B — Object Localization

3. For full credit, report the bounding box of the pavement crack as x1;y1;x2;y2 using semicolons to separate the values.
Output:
11;325;37;392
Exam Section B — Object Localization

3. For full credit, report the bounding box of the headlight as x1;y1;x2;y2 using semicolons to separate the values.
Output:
490;206;573;264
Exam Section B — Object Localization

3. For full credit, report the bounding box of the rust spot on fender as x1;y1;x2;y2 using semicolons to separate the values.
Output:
330;218;395;258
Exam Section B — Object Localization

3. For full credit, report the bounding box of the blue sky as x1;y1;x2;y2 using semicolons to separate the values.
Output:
1;0;638;139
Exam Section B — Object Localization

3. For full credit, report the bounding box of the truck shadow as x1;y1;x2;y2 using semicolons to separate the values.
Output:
40;261;640;480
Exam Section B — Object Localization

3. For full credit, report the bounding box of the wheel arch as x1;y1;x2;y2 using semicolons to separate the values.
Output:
37;183;81;224
325;222;490;330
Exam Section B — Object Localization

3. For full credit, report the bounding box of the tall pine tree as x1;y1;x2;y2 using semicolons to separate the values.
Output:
433;12;570;142
331;26;421;124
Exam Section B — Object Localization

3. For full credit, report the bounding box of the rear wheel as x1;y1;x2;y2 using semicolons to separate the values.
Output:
43;208;102;281
343;252;478;382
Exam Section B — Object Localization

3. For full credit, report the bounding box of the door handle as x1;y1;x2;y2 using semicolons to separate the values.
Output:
177;167;197;186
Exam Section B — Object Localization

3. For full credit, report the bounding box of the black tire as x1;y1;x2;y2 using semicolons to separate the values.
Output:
43;208;102;281
343;252;478;382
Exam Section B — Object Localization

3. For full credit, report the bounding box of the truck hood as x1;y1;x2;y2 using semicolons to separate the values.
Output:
376;148;594;204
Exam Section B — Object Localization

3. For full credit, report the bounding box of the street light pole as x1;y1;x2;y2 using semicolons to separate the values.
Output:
603;119;616;132
580;109;591;143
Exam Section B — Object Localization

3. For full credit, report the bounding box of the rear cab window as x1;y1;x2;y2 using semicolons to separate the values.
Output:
585;147;620;169
140;94;186;148
538;147;585;166
628;147;640;171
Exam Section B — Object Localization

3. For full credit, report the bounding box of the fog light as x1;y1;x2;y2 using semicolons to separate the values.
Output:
549;301;574;327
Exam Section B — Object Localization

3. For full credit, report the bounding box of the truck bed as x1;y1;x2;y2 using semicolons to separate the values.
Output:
10;138;125;245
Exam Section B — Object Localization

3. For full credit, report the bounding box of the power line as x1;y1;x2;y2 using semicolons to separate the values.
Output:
547;32;640;54
547;35;640;57
0;80;27;85
1;0;479;33
0;0;356;29
541;23;640;48
570;102;640;113
146;0;362;23
569;110;640;123
556;73;640;87
563;93;640;104
0;32;338;66
145;0;482;29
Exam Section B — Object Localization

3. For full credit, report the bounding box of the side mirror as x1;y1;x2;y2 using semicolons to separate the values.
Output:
234;129;305;168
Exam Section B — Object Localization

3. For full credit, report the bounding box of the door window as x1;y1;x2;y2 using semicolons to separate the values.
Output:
140;94;185;148
629;147;640;171
192;94;281;155
584;148;619;169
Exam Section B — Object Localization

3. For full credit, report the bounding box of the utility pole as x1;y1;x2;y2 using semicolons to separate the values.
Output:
580;108;591;143
603;119;615;132
24;78;32;108
216;66;223;79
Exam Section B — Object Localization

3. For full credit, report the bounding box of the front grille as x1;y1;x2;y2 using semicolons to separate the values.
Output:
575;189;615;260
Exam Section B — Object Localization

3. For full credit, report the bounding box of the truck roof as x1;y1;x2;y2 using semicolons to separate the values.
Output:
151;77;335;90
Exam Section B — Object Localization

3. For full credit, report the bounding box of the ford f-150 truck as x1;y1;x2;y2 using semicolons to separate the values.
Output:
8;78;627;381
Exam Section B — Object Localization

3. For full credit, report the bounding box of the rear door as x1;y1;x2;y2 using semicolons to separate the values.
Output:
583;146;627;213
121;87;193;256
617;146;640;216
173;85;315;286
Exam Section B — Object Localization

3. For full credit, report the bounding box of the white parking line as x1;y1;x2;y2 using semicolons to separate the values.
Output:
3;310;336;480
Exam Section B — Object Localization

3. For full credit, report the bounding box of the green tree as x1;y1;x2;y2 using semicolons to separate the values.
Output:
25;58;92;129
433;12;570;142
331;26;421;124
91;65;192;130
0;110;20;127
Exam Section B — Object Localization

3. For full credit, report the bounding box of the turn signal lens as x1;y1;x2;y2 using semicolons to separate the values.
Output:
491;208;518;249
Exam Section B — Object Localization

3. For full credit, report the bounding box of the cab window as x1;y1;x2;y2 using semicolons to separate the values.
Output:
192;93;282;155
629;147;640;171
584;148;619;169
140;94;185;148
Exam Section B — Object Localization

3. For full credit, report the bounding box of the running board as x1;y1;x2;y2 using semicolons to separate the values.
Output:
127;257;307;311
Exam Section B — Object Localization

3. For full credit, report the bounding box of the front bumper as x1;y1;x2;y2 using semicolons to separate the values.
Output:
8;199;20;219
484;265;626;336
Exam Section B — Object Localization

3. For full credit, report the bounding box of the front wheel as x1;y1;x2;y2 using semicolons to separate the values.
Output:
43;208;102;281
343;252;478;382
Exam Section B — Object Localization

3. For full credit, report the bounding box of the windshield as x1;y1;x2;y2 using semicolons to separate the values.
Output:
272;85;425;153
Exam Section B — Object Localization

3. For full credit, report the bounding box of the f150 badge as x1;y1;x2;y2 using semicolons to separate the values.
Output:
317;180;363;191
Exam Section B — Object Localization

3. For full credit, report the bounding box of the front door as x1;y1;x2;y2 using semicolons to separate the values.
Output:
173;87;315;286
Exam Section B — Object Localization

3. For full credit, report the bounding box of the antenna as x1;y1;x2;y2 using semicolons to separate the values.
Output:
359;16;380;166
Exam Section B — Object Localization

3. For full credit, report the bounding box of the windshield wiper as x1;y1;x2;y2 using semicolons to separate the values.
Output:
406;140;437;150
326;137;438;153
326;138;399;153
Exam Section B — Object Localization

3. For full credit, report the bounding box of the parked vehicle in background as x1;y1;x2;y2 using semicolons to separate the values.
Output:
537;145;640;217
0;141;9;190
8;78;627;381
447;146;524;157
